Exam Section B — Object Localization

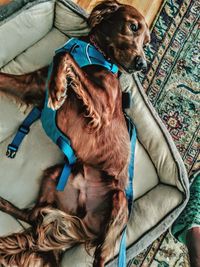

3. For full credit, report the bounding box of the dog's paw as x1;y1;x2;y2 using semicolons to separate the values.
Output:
48;89;67;110
47;73;68;110
47;54;76;110
48;65;77;110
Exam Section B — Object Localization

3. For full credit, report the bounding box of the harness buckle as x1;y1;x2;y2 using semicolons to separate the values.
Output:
6;144;18;158
18;125;29;134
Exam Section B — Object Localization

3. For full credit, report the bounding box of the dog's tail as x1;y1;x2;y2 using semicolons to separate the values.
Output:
36;207;94;250
0;207;94;267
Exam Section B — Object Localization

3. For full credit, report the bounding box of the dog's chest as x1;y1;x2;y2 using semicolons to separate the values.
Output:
58;111;130;174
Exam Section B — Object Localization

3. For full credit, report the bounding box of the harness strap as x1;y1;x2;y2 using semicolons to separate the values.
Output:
56;136;77;191
6;107;41;158
56;38;118;74
56;136;76;165
118;115;137;267
56;163;72;191
126;115;136;211
6;108;76;191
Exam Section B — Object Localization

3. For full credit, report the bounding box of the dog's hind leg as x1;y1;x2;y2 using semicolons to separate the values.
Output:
0;165;62;225
93;190;128;267
0;196;31;224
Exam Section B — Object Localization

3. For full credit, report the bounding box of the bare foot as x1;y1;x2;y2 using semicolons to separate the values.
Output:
186;227;200;267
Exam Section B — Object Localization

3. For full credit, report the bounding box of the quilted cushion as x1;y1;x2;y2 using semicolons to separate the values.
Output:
0;0;89;74
54;0;89;36
0;28;68;74
0;1;55;69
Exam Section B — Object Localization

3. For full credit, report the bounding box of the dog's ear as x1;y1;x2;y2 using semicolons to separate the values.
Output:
88;0;120;28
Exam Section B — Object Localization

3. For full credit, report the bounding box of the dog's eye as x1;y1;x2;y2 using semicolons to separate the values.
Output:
130;24;138;32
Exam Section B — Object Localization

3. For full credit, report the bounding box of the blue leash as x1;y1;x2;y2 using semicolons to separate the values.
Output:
118;115;137;267
6;108;137;266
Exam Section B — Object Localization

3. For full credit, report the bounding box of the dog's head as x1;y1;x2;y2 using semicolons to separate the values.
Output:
88;0;150;74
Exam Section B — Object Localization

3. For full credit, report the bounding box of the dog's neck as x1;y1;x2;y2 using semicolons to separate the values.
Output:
89;33;110;61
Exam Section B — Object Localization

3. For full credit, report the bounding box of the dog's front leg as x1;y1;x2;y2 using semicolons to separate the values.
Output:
0;68;47;106
47;52;70;110
48;52;104;130
48;52;95;109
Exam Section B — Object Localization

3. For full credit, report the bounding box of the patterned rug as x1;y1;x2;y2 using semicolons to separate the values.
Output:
128;0;200;266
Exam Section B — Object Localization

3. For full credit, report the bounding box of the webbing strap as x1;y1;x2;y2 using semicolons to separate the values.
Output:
118;230;127;267
56;136;76;165
56;38;118;74
6;104;136;266
56;136;77;191
118;115;137;267
6;107;41;158
6;107;76;192
56;163;72;191
126;120;137;212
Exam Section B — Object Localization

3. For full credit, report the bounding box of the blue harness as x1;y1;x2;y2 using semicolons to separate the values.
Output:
6;37;136;266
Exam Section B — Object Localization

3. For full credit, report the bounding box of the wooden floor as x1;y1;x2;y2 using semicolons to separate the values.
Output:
0;0;163;26
74;0;163;26
0;0;10;4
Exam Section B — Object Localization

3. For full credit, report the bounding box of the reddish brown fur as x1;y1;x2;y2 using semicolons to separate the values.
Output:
0;1;150;266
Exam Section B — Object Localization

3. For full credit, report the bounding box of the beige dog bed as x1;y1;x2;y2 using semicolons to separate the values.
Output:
0;0;189;266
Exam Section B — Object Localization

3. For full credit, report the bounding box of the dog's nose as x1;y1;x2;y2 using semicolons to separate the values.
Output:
134;56;147;71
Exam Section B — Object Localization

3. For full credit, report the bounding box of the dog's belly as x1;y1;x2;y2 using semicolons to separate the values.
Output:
55;167;115;234
81;166;116;234
56;173;83;216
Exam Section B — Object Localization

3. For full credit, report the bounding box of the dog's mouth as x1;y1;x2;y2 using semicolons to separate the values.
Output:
115;61;138;74
108;47;140;74
115;58;147;74
120;64;136;74
108;46;147;74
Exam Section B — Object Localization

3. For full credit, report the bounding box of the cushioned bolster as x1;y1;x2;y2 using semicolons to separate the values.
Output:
125;75;182;189
133;140;158;199
0;2;55;68
109;184;184;266
54;1;89;37
0;28;68;74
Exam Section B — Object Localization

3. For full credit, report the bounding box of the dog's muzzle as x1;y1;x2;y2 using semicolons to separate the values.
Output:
134;56;147;71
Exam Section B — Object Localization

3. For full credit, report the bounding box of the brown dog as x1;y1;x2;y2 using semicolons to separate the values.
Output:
0;1;150;266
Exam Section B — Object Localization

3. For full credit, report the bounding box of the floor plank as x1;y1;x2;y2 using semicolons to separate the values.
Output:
74;0;164;26
0;0;11;5
0;0;163;26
